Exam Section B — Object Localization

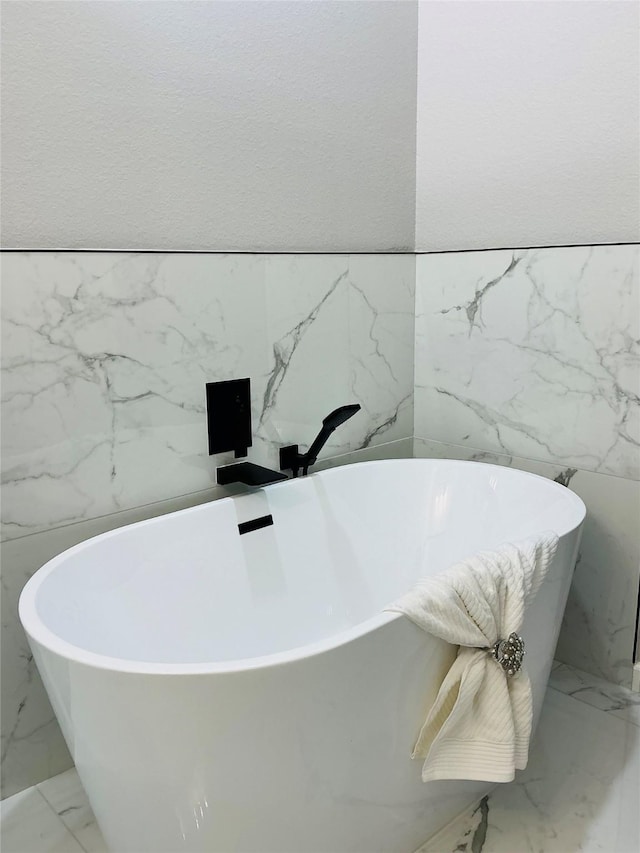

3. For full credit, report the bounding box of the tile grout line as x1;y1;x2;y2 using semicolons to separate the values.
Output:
413;434;640;485
546;684;640;729
1;241;638;255
1;438;413;545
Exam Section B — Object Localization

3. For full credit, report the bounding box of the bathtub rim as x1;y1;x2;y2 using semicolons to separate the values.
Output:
18;458;586;677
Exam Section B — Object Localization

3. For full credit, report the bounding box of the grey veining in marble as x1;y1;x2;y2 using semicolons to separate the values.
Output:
37;769;108;853
415;244;640;480
549;661;640;727
414;437;640;688
0;785;84;853
1;252;415;540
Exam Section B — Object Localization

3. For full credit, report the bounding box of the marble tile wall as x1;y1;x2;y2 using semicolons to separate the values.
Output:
2;252;415;540
414;245;640;688
0;251;415;797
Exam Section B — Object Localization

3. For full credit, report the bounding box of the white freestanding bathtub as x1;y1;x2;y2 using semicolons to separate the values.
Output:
19;460;585;853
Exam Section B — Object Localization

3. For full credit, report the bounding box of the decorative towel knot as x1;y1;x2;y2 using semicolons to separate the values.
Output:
490;632;525;677
385;531;559;782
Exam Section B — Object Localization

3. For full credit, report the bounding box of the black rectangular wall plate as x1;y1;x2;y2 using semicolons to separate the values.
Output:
206;378;252;458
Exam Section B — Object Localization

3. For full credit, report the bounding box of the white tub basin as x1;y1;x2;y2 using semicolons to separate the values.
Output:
19;459;585;852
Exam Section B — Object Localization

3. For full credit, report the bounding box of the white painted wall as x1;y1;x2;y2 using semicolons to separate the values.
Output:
3;1;638;252
0;1;418;251
415;0;640;251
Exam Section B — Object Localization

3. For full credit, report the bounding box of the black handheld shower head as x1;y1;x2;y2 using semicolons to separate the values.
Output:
321;404;361;430
279;403;362;477
304;404;361;473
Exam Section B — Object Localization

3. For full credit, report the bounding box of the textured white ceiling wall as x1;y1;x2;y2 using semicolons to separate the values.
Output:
3;1;637;253
415;0;640;251
1;1;418;251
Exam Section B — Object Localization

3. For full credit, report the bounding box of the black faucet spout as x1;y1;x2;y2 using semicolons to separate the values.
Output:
279;404;361;477
217;462;287;487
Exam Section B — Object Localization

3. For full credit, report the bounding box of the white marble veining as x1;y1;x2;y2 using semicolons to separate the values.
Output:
419;683;640;853
415;245;640;480
414;437;640;688
2;666;637;853
1;252;415;540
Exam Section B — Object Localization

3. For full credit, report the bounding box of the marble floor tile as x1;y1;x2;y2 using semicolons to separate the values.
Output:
549;662;640;727
0;786;84;853
38;769;108;853
419;686;640;853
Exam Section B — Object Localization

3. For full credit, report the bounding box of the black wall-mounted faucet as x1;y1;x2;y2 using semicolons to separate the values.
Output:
207;378;287;488
279;404;361;477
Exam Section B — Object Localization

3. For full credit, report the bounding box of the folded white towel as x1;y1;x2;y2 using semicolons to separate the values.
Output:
386;532;558;783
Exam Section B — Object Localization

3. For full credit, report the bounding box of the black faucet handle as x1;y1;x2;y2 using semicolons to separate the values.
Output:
279;444;302;478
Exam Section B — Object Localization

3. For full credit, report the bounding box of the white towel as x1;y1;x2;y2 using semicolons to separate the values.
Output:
386;532;558;783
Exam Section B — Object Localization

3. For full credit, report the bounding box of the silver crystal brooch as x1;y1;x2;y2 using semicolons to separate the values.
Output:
490;632;525;677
